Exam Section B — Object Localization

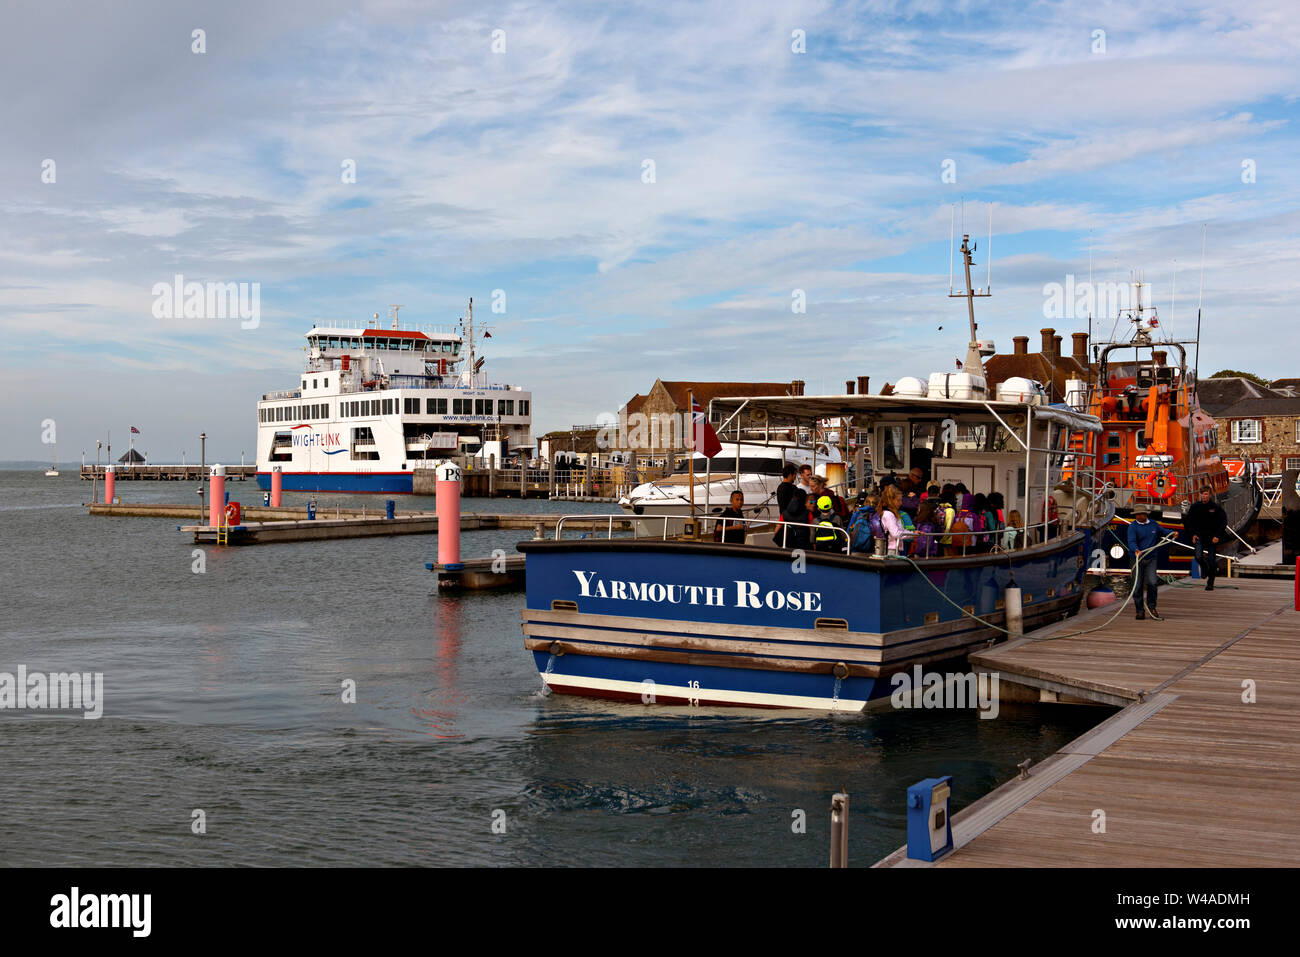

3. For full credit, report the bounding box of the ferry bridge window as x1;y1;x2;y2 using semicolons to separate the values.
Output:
520;400;530;416
428;398;447;414
454;399;471;415
400;340;412;350
474;399;489;415
498;399;514;416
329;337;340;349
324;378;329;388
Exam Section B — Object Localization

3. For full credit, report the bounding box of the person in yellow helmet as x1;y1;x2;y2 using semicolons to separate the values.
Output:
812;494;844;552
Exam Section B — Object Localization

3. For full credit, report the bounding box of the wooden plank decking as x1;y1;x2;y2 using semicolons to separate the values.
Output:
877;578;1300;867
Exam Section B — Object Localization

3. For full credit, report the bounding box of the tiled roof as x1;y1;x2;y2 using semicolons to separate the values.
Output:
984;353;1088;400
1215;395;1300;419
1196;377;1277;416
658;381;796;409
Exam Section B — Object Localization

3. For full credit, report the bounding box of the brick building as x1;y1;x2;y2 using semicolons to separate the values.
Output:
1214;395;1300;476
983;328;1090;403
613;379;806;458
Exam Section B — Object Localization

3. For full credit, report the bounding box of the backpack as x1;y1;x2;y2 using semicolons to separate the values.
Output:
869;510;886;541
957;508;984;547
848;506;876;552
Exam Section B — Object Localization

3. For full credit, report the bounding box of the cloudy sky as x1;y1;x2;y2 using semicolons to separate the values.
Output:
3;0;1298;462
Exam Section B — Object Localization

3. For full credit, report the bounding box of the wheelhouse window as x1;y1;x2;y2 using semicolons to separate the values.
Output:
427;398;447;414
1231;420;1262;444
878;426;905;471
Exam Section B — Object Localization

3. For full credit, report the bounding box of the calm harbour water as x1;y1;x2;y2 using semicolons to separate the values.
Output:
0;470;1106;867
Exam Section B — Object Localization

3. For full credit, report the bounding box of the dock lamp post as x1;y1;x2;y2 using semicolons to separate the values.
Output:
200;432;207;522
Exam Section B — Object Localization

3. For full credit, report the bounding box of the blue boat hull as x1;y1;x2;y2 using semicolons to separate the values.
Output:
255;471;414;494
520;532;1094;711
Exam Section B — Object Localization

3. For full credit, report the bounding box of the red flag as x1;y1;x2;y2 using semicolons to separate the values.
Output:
130;426;141;434
689;396;722;458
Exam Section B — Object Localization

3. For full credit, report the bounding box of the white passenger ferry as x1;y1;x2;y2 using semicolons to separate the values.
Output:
256;300;533;493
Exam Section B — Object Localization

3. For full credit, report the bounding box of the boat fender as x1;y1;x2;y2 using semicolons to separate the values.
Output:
831;662;850;680
549;641;565;657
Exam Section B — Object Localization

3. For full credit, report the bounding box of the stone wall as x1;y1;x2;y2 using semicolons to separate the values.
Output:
1219;414;1300;473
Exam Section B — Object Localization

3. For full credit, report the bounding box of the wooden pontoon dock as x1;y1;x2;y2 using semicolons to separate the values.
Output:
877;577;1299;867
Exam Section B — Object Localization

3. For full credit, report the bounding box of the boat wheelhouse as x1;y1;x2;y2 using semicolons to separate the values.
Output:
1075;280;1259;569
256;301;533;493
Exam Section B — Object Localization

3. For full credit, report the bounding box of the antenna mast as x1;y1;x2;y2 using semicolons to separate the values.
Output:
389;304;404;329
1195;224;1207;382
949;233;991;375
466;297;475;384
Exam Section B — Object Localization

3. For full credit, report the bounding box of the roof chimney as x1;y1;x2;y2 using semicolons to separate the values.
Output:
791;379;805;396
1053;334;1063;358
1013;336;1029;356
845;380;855;395
1072;332;1089;363
857;375;870;395
1040;328;1056;355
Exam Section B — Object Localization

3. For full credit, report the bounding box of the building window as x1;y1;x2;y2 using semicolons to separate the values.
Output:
1295;420;1300;444
324;378;329;388
1231;420;1261;444
1287;457;1300;471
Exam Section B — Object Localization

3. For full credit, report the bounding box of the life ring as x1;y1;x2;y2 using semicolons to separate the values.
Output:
1147;470;1176;500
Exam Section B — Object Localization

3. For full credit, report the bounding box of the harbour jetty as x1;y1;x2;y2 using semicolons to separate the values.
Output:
81;464;256;481
876;577;1299;867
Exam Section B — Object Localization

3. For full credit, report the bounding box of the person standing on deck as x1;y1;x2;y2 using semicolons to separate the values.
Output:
1186;486;1228;590
1127;506;1163;621
773;464;800;547
714;490;748;544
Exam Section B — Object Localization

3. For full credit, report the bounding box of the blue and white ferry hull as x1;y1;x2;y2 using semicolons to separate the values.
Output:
520;534;1093;712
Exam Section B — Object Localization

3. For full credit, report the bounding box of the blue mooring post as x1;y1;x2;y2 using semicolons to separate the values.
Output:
385;499;395;520
906;776;954;862
263;491;270;506
306;500;316;521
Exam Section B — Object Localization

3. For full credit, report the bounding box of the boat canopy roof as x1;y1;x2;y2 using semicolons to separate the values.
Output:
709;393;1102;434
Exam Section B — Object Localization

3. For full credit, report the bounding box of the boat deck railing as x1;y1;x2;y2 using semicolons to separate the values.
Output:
552;512;1082;558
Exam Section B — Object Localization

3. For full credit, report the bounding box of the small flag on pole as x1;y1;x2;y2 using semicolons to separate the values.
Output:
130;426;141;434
689;396;722;458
